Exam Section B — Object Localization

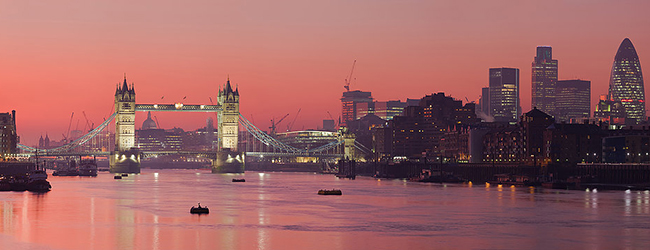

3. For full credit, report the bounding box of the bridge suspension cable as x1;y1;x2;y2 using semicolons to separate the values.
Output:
239;114;345;154
18;112;117;153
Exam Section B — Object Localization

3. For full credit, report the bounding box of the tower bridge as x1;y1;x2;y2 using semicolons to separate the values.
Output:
111;77;242;174
17;76;359;174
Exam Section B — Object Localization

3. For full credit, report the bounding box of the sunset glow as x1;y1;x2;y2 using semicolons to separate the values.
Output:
1;0;649;145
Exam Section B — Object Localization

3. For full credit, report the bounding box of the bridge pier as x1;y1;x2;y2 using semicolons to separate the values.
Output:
110;149;141;173
212;150;245;173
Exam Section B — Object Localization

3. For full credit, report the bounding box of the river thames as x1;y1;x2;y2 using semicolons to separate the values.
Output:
1;169;649;249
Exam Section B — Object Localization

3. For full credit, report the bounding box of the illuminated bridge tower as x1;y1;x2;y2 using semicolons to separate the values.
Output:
609;38;645;124
213;78;244;173
110;77;141;173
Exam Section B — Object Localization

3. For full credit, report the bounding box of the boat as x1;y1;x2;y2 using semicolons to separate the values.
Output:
52;160;79;176
27;179;51;192
121;173;128;177
78;159;98;177
0;177;11;191
190;203;209;214
232;178;245;182
28;170;48;181
26;170;51;192
114;175;122;179
318;189;342;195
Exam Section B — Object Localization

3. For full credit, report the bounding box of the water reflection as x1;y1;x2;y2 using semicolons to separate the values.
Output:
1;170;650;249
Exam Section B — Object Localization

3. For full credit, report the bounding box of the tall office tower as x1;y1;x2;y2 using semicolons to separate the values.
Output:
341;90;373;126
531;46;558;116
556;79;591;122
479;87;490;117
489;68;520;123
609;38;645;124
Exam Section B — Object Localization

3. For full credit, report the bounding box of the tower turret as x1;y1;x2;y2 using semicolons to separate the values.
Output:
110;75;140;173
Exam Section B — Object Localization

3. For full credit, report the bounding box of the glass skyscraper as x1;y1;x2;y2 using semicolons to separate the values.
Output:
489;68;520;123
609;38;645;124
556;79;591;122
531;46;558;116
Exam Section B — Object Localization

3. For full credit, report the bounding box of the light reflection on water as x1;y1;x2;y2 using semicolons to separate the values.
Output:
0;169;650;249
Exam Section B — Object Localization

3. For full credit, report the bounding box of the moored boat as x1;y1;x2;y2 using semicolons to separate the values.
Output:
318;189;342;195
232;178;245;182
78;159;98;177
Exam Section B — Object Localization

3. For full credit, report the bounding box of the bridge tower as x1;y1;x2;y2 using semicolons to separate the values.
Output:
110;77;141;173
213;78;244;173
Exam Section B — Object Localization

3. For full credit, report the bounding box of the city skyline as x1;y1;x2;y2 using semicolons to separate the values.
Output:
1;1;650;145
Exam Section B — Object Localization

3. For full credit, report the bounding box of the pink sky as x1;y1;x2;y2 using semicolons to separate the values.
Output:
1;0;650;145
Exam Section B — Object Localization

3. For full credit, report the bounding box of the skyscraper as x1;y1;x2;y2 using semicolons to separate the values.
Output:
556;79;591;122
480;87;490;117
489;68;520;123
609;38;645;124
531;46;558;116
341;90;373;126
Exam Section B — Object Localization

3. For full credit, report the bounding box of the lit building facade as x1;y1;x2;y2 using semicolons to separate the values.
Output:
489;67;520;123
609;38;645;124
594;95;626;125
531;46;558;116
374;100;408;121
0;111;18;156
341;90;373;126
556;79;591;122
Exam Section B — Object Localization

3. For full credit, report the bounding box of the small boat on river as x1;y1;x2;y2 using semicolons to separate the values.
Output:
190;203;209;214
78;159;98;177
232;178;245;182
318;189;342;195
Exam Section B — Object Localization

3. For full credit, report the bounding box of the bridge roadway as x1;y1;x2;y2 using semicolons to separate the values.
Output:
135;104;221;112
26;151;343;158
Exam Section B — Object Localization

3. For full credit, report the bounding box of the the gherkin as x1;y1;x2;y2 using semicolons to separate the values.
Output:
609;38;645;124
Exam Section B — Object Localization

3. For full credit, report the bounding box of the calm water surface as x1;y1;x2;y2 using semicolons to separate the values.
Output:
1;169;649;250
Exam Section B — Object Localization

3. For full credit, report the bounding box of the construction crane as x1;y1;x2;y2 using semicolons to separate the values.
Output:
343;60;356;91
269;113;289;136
82;111;94;132
63;112;74;143
287;108;301;132
154;116;161;129
326;111;338;128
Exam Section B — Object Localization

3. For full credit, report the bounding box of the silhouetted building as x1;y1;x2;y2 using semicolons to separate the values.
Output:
602;136;650;163
347;114;386;159
609;38;645;124
603;127;650;163
478;87;491;120
389;106;426;159
419;92;480;157
482;124;523;163
0;111;18;156
489;68;520;123
521;108;555;161
341;90;373;126
531;46;558;116
556;79;591;122
322;119;335;131
38;134;51;149
543;123;605;165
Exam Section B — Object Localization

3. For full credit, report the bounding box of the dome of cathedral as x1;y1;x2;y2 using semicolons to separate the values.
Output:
142;112;157;130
